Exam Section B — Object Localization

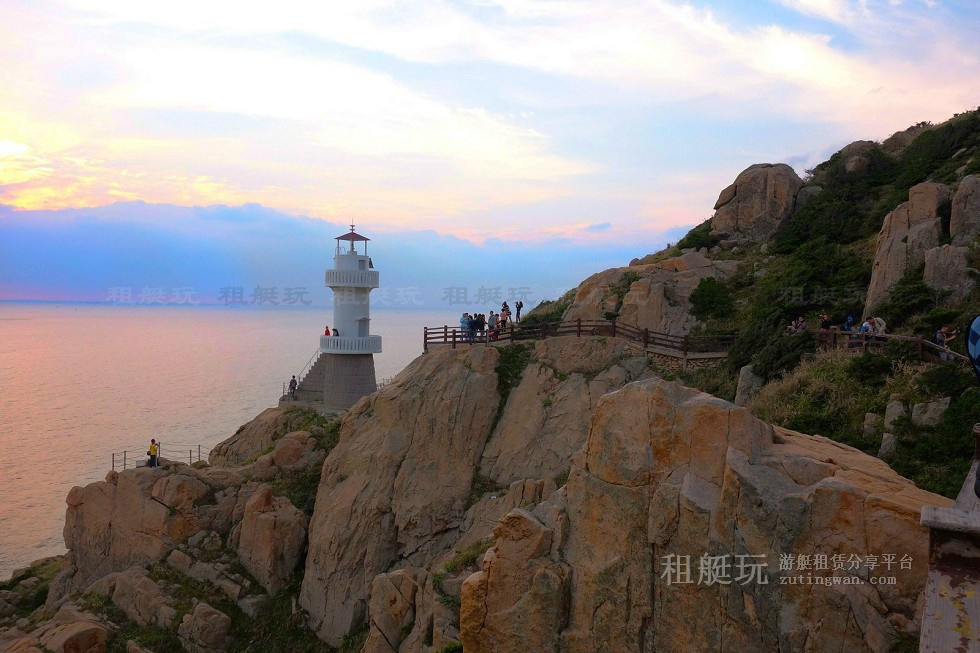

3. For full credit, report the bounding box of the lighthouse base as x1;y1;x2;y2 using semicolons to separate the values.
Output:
321;353;378;409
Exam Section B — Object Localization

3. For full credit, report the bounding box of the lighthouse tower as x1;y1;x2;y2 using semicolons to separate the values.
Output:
320;225;382;409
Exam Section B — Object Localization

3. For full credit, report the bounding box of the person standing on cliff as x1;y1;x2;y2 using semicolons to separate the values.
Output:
288;375;298;399
148;439;158;468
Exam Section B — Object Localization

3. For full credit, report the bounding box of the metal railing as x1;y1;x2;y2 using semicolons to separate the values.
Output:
423;319;735;355
110;442;212;471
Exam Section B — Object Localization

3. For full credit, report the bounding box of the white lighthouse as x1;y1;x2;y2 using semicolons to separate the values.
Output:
302;225;382;409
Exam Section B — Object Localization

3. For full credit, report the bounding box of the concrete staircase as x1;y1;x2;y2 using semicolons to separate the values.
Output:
295;352;329;402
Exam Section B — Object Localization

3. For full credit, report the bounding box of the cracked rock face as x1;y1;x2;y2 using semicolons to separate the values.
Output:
299;346;502;646
460;378;951;653
866;182;952;312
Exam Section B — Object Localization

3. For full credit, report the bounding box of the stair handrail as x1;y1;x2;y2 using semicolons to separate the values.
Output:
297;346;321;381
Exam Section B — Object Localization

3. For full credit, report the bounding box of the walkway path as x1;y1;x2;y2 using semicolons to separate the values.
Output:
424;319;970;367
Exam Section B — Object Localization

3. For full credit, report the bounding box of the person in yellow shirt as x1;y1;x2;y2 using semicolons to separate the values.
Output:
148;439;159;468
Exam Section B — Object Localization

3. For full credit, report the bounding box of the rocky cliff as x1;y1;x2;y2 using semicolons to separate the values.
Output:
1;336;956;653
6;113;978;653
459;378;947;652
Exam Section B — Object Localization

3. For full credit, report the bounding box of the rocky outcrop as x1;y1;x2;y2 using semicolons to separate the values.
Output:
177;603;231;653
951;174;980;246
460;509;570;653
60;463;254;594
866;182;952;312
208;407;325;467
911;397;950;427
924;244;976;302
1;603;108;653
710;163;804;241
86;567;176;628
563;252;739;336
839;140;877;175
235;485;307;595
734;364;763;407
299;347;502;645
249;431;325;482
460;378;951;653
64;468;181;590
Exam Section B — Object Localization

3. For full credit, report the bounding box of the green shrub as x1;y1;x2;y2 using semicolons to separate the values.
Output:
437;644;464;653
872;264;946;328
522;288;575;326
466;474;505;509
689;277;733;320
445;539;494;573
889;387;980;498
676;219;721;250
846;352;893;386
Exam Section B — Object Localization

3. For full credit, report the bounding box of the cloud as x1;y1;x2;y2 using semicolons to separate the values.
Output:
584;222;612;232
1;0;978;243
0;201;670;306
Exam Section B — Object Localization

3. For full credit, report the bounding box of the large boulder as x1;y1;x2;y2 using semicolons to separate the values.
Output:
236;485;308;595
63;464;242;591
362;569;425;653
460;509;570;653
63;468;173;589
177;603;231;653
951;175;980;246
30;604;109;653
101;567;175;628
710;163;804;241
866;182;952;312
459;378;951;653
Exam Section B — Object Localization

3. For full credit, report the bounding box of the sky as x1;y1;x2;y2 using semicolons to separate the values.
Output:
1;0;980;306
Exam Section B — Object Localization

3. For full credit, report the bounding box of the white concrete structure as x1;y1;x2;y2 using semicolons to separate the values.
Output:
322;228;381;354
295;226;382;409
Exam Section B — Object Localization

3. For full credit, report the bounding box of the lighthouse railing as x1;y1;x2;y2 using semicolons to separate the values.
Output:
324;269;380;288
320;335;383;354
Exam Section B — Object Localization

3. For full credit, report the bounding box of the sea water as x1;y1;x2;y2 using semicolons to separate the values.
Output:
0;303;450;579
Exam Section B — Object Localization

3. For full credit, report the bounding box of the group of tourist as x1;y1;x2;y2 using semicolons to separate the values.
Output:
324;325;339;336
458;301;524;342
787;313;889;336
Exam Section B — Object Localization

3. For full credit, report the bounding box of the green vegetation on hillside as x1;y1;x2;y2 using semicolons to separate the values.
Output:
676;219;721;250
522;289;576;326
269;411;341;516
670;108;980;497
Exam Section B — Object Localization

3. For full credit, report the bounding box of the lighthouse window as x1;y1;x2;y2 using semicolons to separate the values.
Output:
358;259;367;270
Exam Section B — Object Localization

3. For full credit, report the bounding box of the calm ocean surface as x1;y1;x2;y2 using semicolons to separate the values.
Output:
0;303;448;579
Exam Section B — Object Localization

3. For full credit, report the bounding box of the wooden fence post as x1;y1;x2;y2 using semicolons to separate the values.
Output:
576;319;581;337
423;326;428;353
611;320;617;338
